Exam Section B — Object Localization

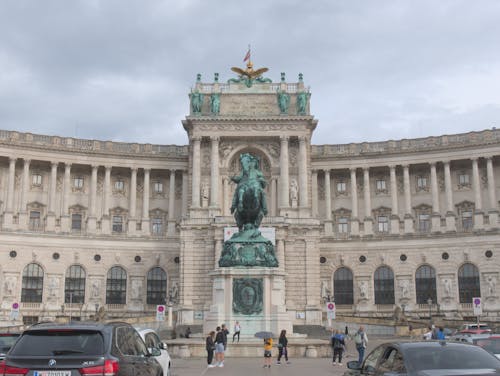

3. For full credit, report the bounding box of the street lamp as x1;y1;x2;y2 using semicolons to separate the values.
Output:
427;298;432;325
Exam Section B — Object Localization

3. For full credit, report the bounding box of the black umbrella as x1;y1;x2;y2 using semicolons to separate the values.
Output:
255;331;274;339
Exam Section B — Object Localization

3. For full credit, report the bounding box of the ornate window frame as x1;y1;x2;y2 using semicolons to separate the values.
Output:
414;204;432;233
69;204;86;232
27;201;45;231
375;177;388;195
373;206;391;234
146;267;167;305
65;264;86;304
150;208;167;236
457;170;471;190
416;175;429;193
110;207;128;233
333;208;351;237
73;175;85;192
456;200;474;232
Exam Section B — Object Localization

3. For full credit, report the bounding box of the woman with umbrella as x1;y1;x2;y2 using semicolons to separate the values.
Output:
255;331;274;368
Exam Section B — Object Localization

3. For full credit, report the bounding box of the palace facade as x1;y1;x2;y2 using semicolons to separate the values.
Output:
0;70;499;327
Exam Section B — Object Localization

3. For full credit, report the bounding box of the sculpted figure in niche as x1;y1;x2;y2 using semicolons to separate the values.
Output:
49;277;59;297
91;279;100;298
210;93;220;114
277;91;290;114
442;278;452;297
190;91;203;113
4;276;16;296
201;182;210;205
399;279;410;299
321;280;331;300
131;279;142;299
358;280;368;299
168;282;179;303
296;92;309;115
487;276;497;296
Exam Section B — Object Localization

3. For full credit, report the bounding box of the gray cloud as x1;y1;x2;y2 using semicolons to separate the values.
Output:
0;0;499;145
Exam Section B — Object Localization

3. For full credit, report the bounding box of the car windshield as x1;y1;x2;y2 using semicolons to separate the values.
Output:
406;344;500;371
10;330;104;356
0;334;20;353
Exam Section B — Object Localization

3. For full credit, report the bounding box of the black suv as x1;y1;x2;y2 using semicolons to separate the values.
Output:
0;322;163;376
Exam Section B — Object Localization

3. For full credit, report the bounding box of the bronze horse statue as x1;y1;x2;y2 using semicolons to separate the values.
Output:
230;153;268;232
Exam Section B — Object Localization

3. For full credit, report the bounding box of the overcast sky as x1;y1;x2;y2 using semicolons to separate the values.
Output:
1;0;499;146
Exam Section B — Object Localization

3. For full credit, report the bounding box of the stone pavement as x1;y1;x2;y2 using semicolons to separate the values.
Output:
169;337;397;376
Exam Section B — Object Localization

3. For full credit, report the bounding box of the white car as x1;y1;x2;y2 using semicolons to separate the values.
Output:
137;328;172;376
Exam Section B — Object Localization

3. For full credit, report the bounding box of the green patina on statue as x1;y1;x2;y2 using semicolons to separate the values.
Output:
232;278;263;315
219;153;278;267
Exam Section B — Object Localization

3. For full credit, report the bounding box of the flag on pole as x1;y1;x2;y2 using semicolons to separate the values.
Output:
243;46;251;62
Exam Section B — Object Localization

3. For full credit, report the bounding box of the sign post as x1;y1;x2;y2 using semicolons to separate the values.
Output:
10;302;19;321
156;305;166;322
326;302;336;327
473;297;482;327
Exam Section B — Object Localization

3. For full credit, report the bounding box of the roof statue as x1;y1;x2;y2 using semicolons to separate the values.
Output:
229;60;272;88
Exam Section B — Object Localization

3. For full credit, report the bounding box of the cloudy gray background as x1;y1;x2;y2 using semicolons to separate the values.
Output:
1;0;499;146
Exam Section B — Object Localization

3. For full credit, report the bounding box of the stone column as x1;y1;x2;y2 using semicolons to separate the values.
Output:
101;165;112;235
298;136;309;207
279;136;289;209
182;170;188;217
271;178;277;216
311;169;318;217
3;158;16;229
46;161;58;231
324;170;333;235
363;167;373;236
389;165;399;234
18;159;31;230
403;164;414;233
191;137;201;208
277;239;285;271
60;163;71;232
443;160;456;232
486;157;498;227
142;168;150;235
168;169;176;235
472;157;484;229
350;168;360;236
223;177;230;216
430;162;441;232
210;136;220;208
128;167;138;235
214;239;222;269
87;164;98;233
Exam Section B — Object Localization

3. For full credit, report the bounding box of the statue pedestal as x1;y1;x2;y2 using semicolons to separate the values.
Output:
203;267;293;338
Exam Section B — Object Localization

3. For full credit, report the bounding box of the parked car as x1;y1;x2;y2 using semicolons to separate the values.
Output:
474;336;500;359
0;321;163;376
344;340;500;376
459;323;493;334
450;332;492;344
137;328;171;376
0;332;20;360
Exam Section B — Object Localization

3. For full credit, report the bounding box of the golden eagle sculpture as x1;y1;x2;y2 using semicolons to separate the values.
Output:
229;61;271;87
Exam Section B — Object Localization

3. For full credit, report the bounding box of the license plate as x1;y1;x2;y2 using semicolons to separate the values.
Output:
34;371;71;376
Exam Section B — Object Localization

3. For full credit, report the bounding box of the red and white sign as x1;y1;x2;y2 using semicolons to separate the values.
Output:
156;305;165;321
326;302;336;320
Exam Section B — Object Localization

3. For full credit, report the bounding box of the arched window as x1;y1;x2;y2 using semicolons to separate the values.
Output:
374;266;395;304
147;267;167;305
106;266;127;304
21;263;44;303
333;267;353;304
458;263;480;303
65;265;86;303
415;265;436;304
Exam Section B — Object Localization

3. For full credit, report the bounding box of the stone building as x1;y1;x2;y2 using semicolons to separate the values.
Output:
0;66;499;328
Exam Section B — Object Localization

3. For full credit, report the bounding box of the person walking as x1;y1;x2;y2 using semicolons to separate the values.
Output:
214;326;225;367
331;329;346;365
221;324;229;350
263;336;273;368
233;321;241;343
354;325;368;366
206;331;216;368
276;329;290;365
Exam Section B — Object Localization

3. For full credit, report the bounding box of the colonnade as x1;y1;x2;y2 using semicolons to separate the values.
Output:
2;157;187;236
312;157;498;236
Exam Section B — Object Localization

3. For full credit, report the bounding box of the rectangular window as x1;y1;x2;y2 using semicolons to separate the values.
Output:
74;176;84;189
29;211;41;230
152;218;163;235
378;215;389;232
462;211;473;230
114;180;124;191
112;216;123;233
71;213;82;230
32;174;42;186
336;181;346;193
418;214;431;232
338;217;349;233
459;174;470;185
417;176;427;189
376;179;386;191
154;181;163;193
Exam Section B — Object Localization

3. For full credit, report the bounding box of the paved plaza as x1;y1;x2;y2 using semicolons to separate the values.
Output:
170;337;394;376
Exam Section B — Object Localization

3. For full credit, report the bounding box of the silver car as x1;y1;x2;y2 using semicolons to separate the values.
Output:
137;328;172;376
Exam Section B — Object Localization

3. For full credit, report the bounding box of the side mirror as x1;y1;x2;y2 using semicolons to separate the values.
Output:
347;360;361;370
150;348;162;357
159;342;168;350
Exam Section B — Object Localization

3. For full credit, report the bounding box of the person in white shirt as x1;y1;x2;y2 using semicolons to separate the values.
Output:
423;326;433;340
233;321;241;343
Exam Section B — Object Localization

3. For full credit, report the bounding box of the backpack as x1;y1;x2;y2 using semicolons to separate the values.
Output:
354;332;363;345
